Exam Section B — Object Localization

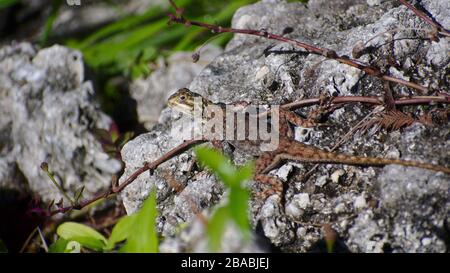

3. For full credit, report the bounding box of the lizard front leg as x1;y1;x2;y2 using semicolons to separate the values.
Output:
279;108;317;128
275;108;319;140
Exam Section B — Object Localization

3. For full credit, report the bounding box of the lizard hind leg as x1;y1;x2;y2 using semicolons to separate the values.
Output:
253;174;285;207
253;153;287;206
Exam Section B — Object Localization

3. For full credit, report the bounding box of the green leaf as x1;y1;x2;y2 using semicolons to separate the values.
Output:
194;146;236;186
57;222;107;251
195;147;253;250
105;214;137;250
114;131;134;148
48;238;68;253
41;0;63;46
229;188;250;238
120;189;158;253
207;206;230;252
71;0;185;49
0;0;18;9
234;162;254;185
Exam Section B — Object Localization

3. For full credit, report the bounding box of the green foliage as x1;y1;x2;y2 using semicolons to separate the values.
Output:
0;0;18;9
65;0;256;79
48;238;82;253
94;127;134;159
49;188;158;253
41;0;63;46
40;162;76;206
195;146;254;252
115;189;158;253
49;238;71;253
56;222;108;251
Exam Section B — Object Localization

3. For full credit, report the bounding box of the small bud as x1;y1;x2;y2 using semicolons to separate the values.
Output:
192;52;200;63
167;13;176;24
175;7;185;16
111;175;119;188
40;162;49;172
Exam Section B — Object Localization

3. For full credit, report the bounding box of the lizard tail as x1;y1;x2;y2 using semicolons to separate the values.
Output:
324;152;450;174
273;140;450;174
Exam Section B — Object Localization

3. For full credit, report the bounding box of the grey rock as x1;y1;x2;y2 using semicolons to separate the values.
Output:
120;0;449;252
348;166;449;253
353;193;367;210
0;42;121;204
130;45;222;129
285;193;310;219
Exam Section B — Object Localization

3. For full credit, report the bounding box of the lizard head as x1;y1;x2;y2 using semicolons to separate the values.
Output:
167;88;208;116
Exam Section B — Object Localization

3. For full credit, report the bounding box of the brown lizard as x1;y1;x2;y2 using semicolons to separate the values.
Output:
168;88;450;198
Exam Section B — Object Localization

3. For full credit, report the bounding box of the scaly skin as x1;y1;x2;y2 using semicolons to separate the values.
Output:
168;88;450;197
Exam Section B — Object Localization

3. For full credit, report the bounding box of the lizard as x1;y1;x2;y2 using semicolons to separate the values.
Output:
167;88;450;199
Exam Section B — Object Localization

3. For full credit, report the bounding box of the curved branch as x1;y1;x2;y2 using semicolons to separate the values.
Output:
50;139;206;215
167;12;434;94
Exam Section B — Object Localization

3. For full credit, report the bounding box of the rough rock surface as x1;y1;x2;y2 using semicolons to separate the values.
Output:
0;42;121;203
130;45;222;129
120;0;449;252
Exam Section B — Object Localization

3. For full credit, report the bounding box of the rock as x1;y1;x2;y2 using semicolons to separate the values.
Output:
315;175;328;187
353;193;367;210
120;0;449;252
0;42;121;204
331;169;345;183
258;195;295;246
348;166;449;253
286;193;310;219
130;45;222;129
349;166;450;252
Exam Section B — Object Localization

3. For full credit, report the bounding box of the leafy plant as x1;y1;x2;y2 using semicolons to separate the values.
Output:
194;146;254;252
41;0;63;45
94;124;134;159
0;0;18;9
63;0;256;79
49;188;158;253
40;162;84;208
